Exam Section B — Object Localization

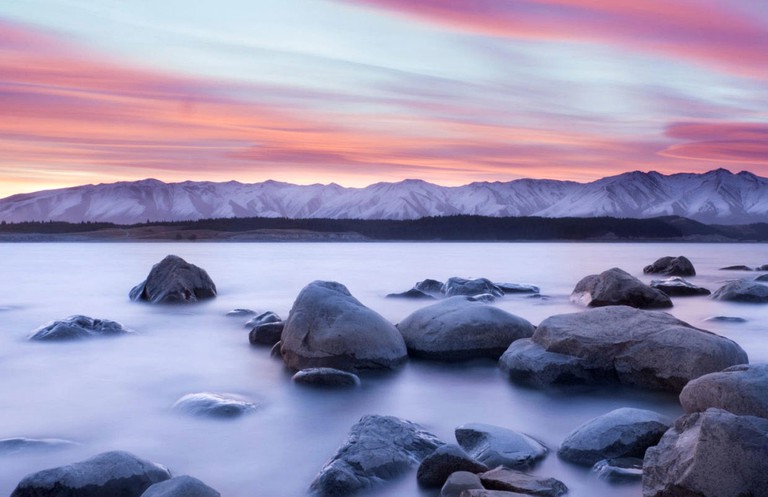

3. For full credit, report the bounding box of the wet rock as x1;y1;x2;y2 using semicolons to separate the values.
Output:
440;471;484;497
417;444;489;487
10;450;171;497
467;293;497;303
244;311;281;328
309;414;443;496
130;255;216;304
461;490;530;497
140;476;220;497
680;363;768;418
455;423;547;469
643;256;696;276
172;393;259;418
415;279;445;297
755;273;768;282
558;408;670;465
281;281;407;372
443;277;504;298
226;308;255;317
643;409;768;497
398;297;534;361
712;279;768;303
0;438;79;455
29;315;133;341
649;277;710;296
479;467;567;496
593;457;643;482
386;288;436;299
499;306;748;392
292;368;360;387
495;283;540;294
248;322;284;346
719;265;753;271
758;264;768;271
704;315;746;323
570;268;672;309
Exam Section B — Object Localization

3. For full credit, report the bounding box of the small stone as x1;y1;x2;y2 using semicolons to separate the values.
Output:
495;283;540;294
479;467;567;496
417;444;489;487
704;316;747;323
248;322;284;346
244;311;281;328
292;368;360;387
226;309;255;317
455;423;547;469
29;315;133;341
0;438;79;455
719;265;754;271
172;393;259;418
386;288;436;299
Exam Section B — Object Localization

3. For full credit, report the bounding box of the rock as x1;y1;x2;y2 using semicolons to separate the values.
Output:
719;265;753;271
443;277;504;298
0;438;79;455
712;279;768;303
755;273;768;282
593;457;643;481
10;450;171;497
309;414;443;496
455;423;547;469
461;490;530;497
680;363;768;418
495;283;540;294
270;341;283;359
129;255;216;304
226;308;255;317
643;408;768;497
417;444;489;487
172;393;259;418
467;293;497;303
649;277;710;296
499;306;748;392
704;315;746;323
244;311;281;328
397;297;534;361
248;322;284;346
29;315;133;341
758;264;768;271
440;472;484;497
415;279;445;297
479;467;567;496
292;368;360;387
281;281;407;372
558;408;670;465
570;268;672;309
386;288;436;299
643;256;696;276
140;476;220;497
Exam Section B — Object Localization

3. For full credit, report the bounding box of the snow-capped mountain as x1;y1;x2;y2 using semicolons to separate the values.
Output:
1;169;766;225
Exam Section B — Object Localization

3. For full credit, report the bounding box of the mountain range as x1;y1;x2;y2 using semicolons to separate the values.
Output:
0;168;766;225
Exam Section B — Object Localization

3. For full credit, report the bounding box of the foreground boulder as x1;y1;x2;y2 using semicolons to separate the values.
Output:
455;423;547;469
443;277;504;298
643;408;768;497
417;444;489;487
649;277;710;296
309;415;443;496
281;281;407;372
130;255;216;304
643;256;696;276
570;268;672;309
172;393;259;418
558;408;670;465
140;476;220;497
712;279;768;303
479;467;567;496
499;306;748;392
397;297;534;361
292;368;360;387
11;450;171;497
680;363;768;418
29;315;133;341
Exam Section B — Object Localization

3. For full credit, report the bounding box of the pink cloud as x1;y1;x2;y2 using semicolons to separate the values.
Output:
660;122;768;165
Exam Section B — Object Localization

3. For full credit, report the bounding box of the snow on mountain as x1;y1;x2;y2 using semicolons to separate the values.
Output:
0;169;766;225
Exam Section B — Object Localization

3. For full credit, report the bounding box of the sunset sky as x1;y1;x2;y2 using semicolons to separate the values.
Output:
1;0;767;198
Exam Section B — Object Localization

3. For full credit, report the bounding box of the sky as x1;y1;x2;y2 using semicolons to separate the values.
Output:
0;0;767;197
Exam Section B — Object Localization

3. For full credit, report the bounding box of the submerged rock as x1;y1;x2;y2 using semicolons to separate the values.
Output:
680;363;768;418
455;423;547;469
479;467;567;496
172;393;259;418
593;457;643;482
440;471;484;497
756;274;768;282
643;256;696;276
386;288;436;299
704;315;746;323
443;277;504;298
140;476;220;497
719;265;753;271
292;368;360;387
414;279;445;297
758;264;768;271
226;308;255;317
570;268;672;309
496;283;540;294
712;279;768;303
29;315;133;341
244;311;282;328
130;255;216;304
649;277;710;296
0;437;79;455
248;322;284;346
417;444;489;487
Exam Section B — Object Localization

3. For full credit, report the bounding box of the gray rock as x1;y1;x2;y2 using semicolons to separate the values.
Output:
499;306;748;392
643;256;696;276
758;264;768;271
704;315;746;323
29;315;133;341
397;297;534;361
140;476;220;497
415;279;445;297
244;311;281;328
226;308;255;317
248;322;284;346
719;265;753;271
417;444;489;487
0;437;79;455
386;288;436;299
281;281;407;372
309;414;444;496
130;255;216;304
712;279;768;303
570;268;672;309
649;277;710;296
10;450;171;497
643;408;768;497
558;408;671;465
467;293;497;303
460;490;530;497
455;423;547;469
680;363;768;418
756;273;768;282
440;472;484;497
172;393;259;418
443;278;504;298
495;283;540;294
593;457;643;481
479;467;567;496
270;341;283;359
292;368;360;387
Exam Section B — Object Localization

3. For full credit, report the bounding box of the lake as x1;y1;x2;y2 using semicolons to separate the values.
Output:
0;242;766;497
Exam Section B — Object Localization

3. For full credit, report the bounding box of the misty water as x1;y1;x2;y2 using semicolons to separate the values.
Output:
1;242;766;497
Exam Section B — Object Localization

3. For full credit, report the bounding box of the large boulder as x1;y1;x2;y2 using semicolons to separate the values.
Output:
140;476;220;497
309;415;444;496
455;423;547;469
417;444;489;487
172;393;259;418
397;297;535;361
712;279;768;303
643;256;696;276
558;408;670;465
281;281;407;372
11;450;171;497
570;268;672;309
643;408;768;497
29;315;133;341
443;277;504;298
479;467;567;496
649;277;710;296
680;363;768;418
129;255;216;304
499;306;748;392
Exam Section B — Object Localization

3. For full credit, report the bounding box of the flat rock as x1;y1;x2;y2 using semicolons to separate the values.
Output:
680;363;768;418
248;322;284;346
386;288;436;299
443;277;504;298
226;308;255;317
558;408;670;465
496;283;540;294
704;315;746;323
719;265;753;271
649;277;710;296
440;472;484;497
417;444;489;487
499;306;748;392
570;267;672;309
479;467;567;496
29;315;133;341
309;414;444;496
244;311;281;328
643;256;696;276
281;281;407;372
461;490;530;497
0;437;79;455
140;476;220;497
10;450;171;497
712;279;768;303
455;423;547;469
172;393;259;418
292;368;360;387
643;408;768;497
398;297;535;361
593;457;643;481
129;255;216;304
